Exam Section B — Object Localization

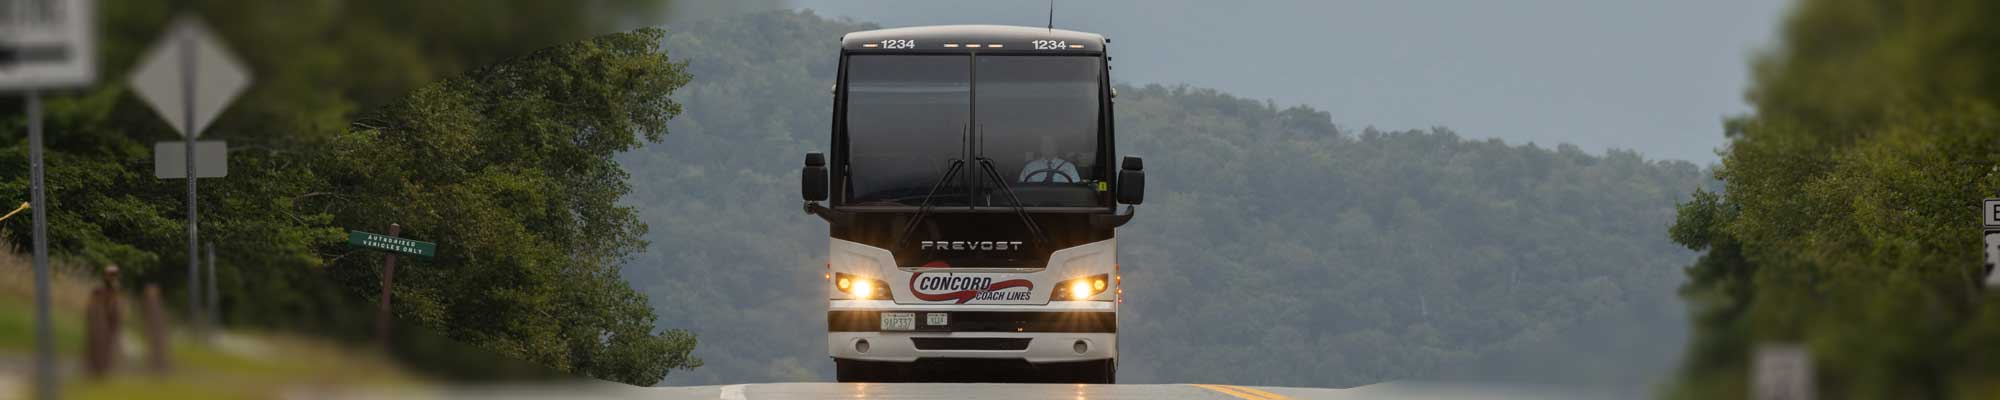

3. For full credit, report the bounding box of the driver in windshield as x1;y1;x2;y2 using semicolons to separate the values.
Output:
1018;136;1079;184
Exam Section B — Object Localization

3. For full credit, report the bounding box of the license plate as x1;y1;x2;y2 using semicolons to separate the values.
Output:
926;312;949;326
880;312;916;331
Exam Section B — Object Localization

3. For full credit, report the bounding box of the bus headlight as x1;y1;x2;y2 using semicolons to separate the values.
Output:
834;273;890;300
1058;274;1110;300
853;279;876;298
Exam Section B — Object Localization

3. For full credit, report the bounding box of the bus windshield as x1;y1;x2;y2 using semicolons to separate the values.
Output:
843;54;1104;207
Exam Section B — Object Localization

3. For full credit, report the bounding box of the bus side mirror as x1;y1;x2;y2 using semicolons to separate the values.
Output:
802;152;828;202
1116;156;1144;205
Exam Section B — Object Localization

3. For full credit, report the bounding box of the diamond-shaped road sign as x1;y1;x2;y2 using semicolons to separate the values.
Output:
128;16;250;137
0;0;97;90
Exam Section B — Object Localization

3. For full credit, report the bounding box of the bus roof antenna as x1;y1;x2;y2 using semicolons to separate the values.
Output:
1047;0;1055;32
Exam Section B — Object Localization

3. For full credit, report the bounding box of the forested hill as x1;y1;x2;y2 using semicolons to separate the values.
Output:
618;10;1712;391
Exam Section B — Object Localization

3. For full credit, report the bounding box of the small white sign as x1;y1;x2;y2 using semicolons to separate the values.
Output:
1986;230;1999;287
129;16;251;138
0;0;96;89
153;141;227;179
1753;344;1814;400
1984;199;2000;228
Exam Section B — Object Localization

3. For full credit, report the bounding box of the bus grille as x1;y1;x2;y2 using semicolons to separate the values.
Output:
911;337;1033;351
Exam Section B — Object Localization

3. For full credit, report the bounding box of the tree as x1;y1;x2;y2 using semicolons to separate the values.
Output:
330;28;704;384
324;27;699;385
1666;0;2000;398
1;1;701;385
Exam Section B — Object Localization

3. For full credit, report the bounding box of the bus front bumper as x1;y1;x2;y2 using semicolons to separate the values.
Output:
826;308;1116;363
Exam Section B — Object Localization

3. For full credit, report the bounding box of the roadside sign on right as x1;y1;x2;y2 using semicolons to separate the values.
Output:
1986;229;1999;287
1987;198;2000;287
1984;199;2000;228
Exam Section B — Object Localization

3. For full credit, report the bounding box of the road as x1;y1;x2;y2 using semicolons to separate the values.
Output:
429;381;1609;400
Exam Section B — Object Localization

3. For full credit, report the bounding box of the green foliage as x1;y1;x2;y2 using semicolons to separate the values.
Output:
326;28;700;385
1667;0;2000;398
1;1;699;386
624;11;1711;392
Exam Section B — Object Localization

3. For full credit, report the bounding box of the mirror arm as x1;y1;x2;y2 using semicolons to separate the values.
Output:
804;202;852;225
1091;205;1137;229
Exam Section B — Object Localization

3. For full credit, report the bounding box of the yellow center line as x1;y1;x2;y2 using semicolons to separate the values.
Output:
1230;385;1290;400
1190;384;1289;400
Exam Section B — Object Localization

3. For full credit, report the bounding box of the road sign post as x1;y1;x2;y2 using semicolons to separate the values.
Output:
379;224;398;344
346;225;436;344
5;1;97;397
25;89;54;400
130;16;250;333
205;241;217;336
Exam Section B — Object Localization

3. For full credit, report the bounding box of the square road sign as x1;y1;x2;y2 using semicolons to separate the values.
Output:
0;0;97;89
153;141;227;178
1985;199;2000;228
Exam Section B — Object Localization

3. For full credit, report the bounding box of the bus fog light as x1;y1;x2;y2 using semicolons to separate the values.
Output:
1073;340;1089;354
857;339;871;353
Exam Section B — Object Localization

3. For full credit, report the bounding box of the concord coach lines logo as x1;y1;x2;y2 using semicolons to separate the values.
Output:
909;272;1034;304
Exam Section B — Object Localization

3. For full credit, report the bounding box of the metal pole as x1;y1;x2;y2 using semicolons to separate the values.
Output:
206;241;217;331
180;24;201;328
29;91;57;400
378;223;400;344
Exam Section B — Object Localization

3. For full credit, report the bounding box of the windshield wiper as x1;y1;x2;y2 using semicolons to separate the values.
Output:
976;157;1050;248
897;159;966;249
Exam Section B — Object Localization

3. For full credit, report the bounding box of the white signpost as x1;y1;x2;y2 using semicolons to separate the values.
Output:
129;15;250;338
1753;344;1815;400
3;1;95;398
153;140;227;178
1985;230;1999;287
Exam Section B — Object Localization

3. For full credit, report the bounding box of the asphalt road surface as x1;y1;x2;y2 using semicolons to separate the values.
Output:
432;381;1608;400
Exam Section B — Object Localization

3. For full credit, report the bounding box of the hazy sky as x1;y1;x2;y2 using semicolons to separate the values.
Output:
783;0;1790;163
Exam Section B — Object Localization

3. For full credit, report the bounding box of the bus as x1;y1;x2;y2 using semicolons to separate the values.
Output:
799;24;1144;383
